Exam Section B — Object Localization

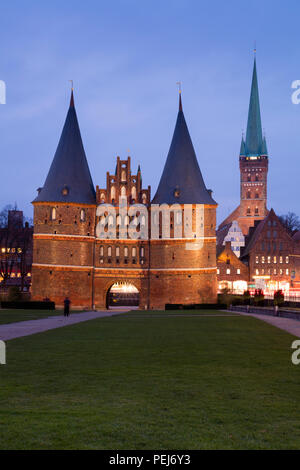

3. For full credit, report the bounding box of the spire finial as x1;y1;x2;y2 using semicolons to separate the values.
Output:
176;82;183;111
254;41;256;56
69;80;74;107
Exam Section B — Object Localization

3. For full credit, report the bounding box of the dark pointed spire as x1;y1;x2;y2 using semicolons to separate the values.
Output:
245;57;263;155
152;93;216;205
34;90;96;204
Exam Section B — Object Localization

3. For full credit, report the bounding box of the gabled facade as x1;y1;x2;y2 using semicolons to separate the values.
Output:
217;241;249;293
240;209;294;292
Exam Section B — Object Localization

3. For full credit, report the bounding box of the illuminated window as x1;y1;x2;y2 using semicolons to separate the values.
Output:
132;247;137;257
121;170;126;181
256;269;259;275
140;247;145;258
267;256;271;263
142;193;147;204
100;246;104;257
247;174;251;182
280;269;283;275
274;268;277;275
131;186;136;200
108;246;112;257
226;268;230;274
1;248;5;253
80;209;86;222
261;269;265;275
27;273;31;277
116;246;120;257
237;269;240;274
256;256;259;264
286;256;289;264
286;269;289;275
274;256;277;264
217;268;220;274
51;207;56;220
262;256;265;263
124;247;128;257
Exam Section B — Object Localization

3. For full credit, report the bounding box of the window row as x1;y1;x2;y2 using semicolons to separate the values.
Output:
261;241;284;251
255;256;289;264
50;208;86;222
217;268;241;275
100;245;145;259
255;268;289;276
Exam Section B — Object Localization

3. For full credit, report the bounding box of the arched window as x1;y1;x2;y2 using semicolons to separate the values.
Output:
116;214;121;226
108;246;112;257
80;209;86;222
121;170;126;181
108;215;114;226
124;215;129;225
100;193;105;202
111;186;116;200
131;186;136;200
51;207;56;220
100;246;104;257
132;247;137;257
247;190;251;199
116;246;120;257
140;247;145;258
121;186;126;197
124;246;128;257
142;193;147;204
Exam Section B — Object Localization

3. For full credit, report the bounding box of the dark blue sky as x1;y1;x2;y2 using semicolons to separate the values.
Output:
0;0;299;224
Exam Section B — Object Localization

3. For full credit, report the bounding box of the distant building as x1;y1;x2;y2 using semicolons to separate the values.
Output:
217;241;249;293
217;220;245;258
240;209;294;293
0;210;33;291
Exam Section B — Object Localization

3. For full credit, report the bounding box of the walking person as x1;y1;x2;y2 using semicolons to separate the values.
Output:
64;297;71;317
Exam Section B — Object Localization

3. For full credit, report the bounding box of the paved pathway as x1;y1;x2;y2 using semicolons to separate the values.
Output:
237;311;300;337
0;310;128;341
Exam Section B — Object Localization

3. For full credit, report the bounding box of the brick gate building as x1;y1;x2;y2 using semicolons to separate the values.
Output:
31;91;217;309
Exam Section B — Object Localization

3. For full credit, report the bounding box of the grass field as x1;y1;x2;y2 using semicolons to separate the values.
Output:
0;309;82;325
0;309;299;449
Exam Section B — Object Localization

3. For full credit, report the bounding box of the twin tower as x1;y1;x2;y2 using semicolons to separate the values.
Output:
31;57;266;309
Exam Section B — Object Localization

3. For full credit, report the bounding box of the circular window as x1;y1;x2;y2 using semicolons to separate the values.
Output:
62;186;69;196
174;188;180;198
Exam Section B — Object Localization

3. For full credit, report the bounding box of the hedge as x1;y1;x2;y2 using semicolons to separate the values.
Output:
1;301;55;310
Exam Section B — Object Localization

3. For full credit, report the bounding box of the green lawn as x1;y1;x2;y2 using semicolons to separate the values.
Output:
0;309;82;325
0;310;299;449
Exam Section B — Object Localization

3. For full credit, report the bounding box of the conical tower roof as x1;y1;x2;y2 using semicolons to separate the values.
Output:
245;57;264;156
152;94;216;205
34;91;96;205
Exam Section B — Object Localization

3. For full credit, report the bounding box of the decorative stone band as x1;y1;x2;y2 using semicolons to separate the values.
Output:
33;233;216;242
32;263;217;272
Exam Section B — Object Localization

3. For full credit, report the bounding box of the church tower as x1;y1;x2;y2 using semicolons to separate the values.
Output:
219;55;269;236
31;90;97;307
239;56;268;234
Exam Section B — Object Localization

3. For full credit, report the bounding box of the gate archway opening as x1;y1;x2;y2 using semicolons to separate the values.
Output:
106;282;139;309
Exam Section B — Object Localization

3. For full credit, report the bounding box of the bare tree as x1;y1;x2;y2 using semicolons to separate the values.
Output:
279;212;300;235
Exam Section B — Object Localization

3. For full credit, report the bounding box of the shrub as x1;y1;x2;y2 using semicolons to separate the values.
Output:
8;286;22;301
274;289;284;306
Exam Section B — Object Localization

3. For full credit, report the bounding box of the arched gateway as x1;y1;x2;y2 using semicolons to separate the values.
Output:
106;282;139;309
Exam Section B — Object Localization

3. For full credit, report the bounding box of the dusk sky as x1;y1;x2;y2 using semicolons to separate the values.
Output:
0;0;299;224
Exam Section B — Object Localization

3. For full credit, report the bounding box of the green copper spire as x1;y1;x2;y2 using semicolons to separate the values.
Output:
240;135;246;156
261;135;268;155
245;57;263;155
